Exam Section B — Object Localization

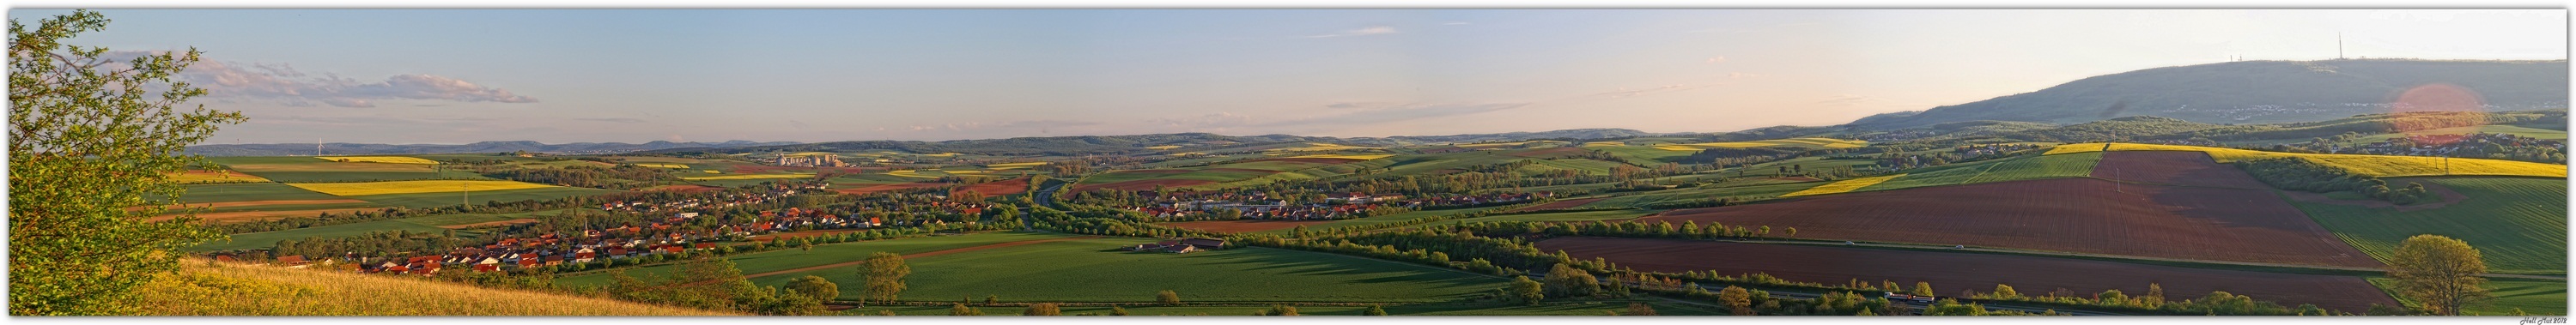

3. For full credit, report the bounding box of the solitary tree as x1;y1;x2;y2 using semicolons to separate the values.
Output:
1912;281;1935;298
858;252;911;307
1156;290;1182;305
1990;284;2020;298
784;275;839;302
1508;276;1546;305
2388;234;2490;316
1364;304;1388;316
1256;305;1299;316
10;10;244;316
1717;286;1754;316
1023;303;1061;316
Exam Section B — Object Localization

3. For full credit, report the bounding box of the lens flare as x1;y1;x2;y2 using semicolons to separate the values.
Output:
2385;83;2489;147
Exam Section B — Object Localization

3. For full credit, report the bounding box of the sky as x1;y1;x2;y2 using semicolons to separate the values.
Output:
9;9;2567;145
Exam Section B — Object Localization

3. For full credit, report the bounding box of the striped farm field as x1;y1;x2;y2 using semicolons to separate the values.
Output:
2287;177;2567;274
1649;137;1868;152
315;156;440;165
1292;153;1395;160
285;180;557;196
171;170;270;184
2042;142;2567;178
1849;152;2105;192
884;170;939;178
630;163;690;169
678;173;814;181
1780;174;1904;197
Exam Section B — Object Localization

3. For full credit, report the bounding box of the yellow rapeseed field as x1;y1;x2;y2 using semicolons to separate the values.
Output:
630;163;690;169
679;173;815;181
1292;153;1396;160
2044;143;2567;178
1582;142;1626;147
315;156;440;165
702;170;721;173
131;259;735;316
1650;138;1869;152
1144;145;1183;150
286;180;556;196
169;170;270;184
885;170;939;178
1780;174;1905;197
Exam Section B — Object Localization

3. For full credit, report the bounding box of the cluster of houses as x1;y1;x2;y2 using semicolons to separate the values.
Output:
1118;238;1228;254
598;182;834;214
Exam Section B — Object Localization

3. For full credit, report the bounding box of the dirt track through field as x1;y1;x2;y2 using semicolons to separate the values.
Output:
1538;237;2401;313
733;236;1104;280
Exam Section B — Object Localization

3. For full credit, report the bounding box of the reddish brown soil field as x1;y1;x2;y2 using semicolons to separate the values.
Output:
1640;178;2380;268
1536;237;2400;313
832;182;948;195
1510;147;1591;158
1161;220;1338;233
1510;198;1604;213
953;178;1031;196
1074;179;1218;192
641;184;724;193
439;219;539;229
1236;158;1357;165
2091;151;2271;189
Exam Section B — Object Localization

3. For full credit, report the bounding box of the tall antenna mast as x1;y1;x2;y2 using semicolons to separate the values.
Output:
316;137;323;156
2337;32;2345;59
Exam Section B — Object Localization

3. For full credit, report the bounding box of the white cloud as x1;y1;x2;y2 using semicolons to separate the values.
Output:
1306;26;1399;39
105;51;538;108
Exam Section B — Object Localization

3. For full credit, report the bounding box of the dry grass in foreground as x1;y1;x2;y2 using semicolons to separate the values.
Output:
131;259;738;316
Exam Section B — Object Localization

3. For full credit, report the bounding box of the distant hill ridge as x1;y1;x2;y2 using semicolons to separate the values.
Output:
1848;59;2569;129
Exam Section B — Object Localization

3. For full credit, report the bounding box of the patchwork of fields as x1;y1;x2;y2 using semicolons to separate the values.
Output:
2288;177;2568;274
745;236;1507;303
2042;143;2567;178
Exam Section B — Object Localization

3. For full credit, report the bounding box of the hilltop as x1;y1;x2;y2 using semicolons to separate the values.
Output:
130;259;735;316
1850;59;2570;129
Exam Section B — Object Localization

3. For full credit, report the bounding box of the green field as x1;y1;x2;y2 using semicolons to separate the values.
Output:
841;301;1723;316
1711;156;1884;178
1079;168;1279;185
2287;177;2567;274
171;183;345;203
349;186;623;208
1852;152;2103;192
2366;277;2566;316
1574;181;1826;209
192;201;383;214
241;170;495;183
1445;209;1658;224
1248;207;1508;235
556;232;1072;286
186;209;585;252
746;237;1510;303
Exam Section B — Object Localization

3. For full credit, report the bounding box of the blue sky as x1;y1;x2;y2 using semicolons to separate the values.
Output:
9;9;2565;144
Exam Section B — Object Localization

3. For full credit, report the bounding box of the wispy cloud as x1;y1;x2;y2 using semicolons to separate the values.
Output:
1306;26;1398;39
107;51;538;108
577;117;647;123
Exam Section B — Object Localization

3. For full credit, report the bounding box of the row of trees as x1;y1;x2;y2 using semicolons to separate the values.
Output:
2237;158;2435;204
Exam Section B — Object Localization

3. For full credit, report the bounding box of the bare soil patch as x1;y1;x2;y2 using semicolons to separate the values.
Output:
2091;151;2271;189
1641;178;2381;268
952;178;1032;196
1538;237;2400;313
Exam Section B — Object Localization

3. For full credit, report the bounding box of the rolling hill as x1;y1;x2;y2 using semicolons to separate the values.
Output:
1850;59;2570;129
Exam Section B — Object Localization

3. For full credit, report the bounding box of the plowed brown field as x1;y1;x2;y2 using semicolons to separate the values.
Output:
1640;178;2379;268
2090;151;2271;189
1509;198;1604;213
953;178;1030;196
1536;237;2400;313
